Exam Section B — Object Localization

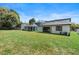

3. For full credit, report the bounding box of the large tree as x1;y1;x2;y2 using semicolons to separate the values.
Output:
0;7;20;29
29;18;36;25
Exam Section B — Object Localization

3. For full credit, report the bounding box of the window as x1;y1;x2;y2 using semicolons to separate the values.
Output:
56;25;62;31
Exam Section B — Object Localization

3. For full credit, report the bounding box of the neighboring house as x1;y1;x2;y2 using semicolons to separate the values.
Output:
21;23;38;31
21;18;71;36
76;28;79;33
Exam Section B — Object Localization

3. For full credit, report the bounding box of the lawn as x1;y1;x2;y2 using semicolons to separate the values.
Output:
0;30;79;55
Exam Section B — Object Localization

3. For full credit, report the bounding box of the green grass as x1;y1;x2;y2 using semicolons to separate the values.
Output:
0;30;79;55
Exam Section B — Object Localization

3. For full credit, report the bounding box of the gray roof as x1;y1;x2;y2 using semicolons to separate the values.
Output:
45;18;71;22
42;18;72;26
42;22;71;26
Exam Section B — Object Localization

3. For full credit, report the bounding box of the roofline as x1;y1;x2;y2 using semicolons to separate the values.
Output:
42;24;71;26
45;18;71;22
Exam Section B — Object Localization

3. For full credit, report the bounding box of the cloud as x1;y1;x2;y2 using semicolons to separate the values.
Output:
20;12;39;23
20;11;79;24
51;12;79;19
50;12;79;23
40;12;79;24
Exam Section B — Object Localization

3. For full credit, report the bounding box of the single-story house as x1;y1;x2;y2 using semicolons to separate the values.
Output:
21;18;71;36
21;24;38;31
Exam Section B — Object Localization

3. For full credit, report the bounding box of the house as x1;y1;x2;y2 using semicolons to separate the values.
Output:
37;18;71;36
21;23;38;31
76;28;79;33
21;18;71;36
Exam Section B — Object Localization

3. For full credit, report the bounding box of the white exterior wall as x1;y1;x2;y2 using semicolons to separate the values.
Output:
62;25;70;33
50;26;60;34
50;25;70;34
21;24;26;29
37;27;43;32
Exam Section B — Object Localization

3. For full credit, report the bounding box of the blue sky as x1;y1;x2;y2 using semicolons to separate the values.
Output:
0;3;79;23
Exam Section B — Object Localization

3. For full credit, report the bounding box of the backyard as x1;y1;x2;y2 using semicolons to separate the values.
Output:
0;30;79;55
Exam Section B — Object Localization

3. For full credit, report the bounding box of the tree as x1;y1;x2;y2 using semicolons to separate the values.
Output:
10;9;20;25
0;7;20;29
29;18;36;25
71;23;79;31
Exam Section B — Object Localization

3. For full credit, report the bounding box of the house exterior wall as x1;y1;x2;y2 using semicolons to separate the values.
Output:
21;24;38;31
21;18;71;35
37;27;43;32
50;25;70;34
21;24;26;30
62;25;70;33
50;26;60;34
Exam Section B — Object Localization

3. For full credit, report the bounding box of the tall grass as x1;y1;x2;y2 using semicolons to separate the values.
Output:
0;30;79;55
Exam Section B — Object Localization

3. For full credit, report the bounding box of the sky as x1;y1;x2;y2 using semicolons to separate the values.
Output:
0;3;79;23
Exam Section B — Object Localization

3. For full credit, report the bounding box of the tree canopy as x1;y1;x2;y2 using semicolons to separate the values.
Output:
29;18;36;25
0;7;20;29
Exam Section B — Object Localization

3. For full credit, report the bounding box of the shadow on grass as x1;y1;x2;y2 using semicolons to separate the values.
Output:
37;32;70;36
22;30;70;36
0;29;70;37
